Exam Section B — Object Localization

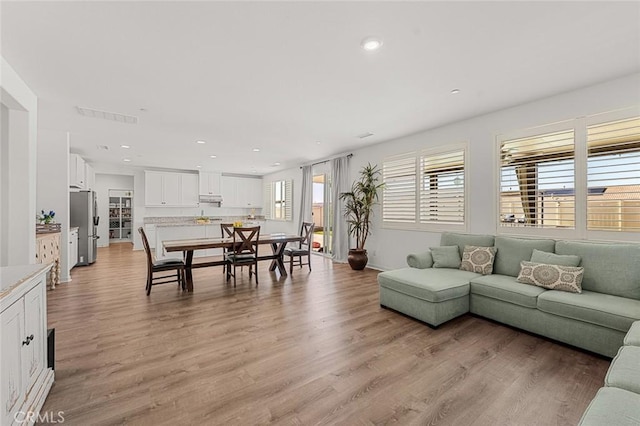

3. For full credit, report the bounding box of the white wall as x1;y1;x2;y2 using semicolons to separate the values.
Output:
36;129;71;280
0;57;38;266
95;173;134;246
263;72;640;271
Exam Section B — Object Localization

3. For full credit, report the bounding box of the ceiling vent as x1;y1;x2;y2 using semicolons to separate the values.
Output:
76;106;138;124
357;132;374;139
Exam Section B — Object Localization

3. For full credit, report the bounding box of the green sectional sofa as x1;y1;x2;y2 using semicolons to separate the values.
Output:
579;320;640;425
377;233;640;358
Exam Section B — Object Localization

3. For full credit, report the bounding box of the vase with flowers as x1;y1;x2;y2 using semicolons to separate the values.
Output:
38;210;56;224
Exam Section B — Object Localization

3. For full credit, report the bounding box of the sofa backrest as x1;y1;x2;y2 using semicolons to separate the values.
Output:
494;236;556;277
440;233;495;258
556;240;640;300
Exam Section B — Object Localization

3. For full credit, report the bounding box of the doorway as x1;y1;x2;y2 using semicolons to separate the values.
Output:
312;163;332;257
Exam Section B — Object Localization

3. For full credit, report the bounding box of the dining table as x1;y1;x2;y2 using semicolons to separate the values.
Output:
162;233;303;292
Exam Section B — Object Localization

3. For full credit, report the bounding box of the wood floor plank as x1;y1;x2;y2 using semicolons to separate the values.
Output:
38;243;609;425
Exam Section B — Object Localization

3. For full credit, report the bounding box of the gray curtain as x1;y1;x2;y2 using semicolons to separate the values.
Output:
298;165;313;231
331;155;351;262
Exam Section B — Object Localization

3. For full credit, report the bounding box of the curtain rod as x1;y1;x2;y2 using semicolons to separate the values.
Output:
300;153;353;169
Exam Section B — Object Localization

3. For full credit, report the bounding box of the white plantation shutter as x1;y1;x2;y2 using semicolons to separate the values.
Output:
499;129;575;229
284;179;293;221
587;116;640;232
382;153;417;223
419;149;465;224
263;182;272;219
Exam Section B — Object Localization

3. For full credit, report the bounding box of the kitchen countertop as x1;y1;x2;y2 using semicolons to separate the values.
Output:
155;220;265;228
145;216;266;227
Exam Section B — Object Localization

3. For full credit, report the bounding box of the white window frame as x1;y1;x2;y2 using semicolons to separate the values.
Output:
382;142;469;233
496;107;640;242
264;179;293;221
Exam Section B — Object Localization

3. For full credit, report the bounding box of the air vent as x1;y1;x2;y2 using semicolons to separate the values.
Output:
358;132;374;139
97;145;109;151
76;106;138;124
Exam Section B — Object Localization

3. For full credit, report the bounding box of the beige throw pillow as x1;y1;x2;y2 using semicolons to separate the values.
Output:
460;246;496;275
517;261;584;293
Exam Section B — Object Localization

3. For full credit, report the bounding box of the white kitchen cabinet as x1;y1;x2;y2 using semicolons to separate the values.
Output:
199;171;222;196
181;173;199;206
1;264;54;426
85;162;95;191
220;175;238;207
220;176;263;208
69;228;78;269
145;171;198;207
69;153;86;188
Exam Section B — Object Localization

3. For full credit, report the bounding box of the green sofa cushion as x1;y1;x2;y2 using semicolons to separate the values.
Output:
578;387;640;426
624;321;640;346
605;346;640;394
530;249;581;267
494;236;556;277
537;290;640;332
470;274;547;309
430;246;462;269
378;268;478;303
555;240;640;300
406;251;433;269
440;232;495;258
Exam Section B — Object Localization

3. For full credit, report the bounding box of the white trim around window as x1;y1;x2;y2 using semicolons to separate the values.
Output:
382;142;469;233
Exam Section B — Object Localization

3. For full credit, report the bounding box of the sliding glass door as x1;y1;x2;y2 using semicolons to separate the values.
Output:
312;164;332;257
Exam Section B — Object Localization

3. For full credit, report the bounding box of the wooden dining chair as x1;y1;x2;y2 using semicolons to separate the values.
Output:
138;227;185;295
220;223;234;274
225;226;260;287
284;222;315;274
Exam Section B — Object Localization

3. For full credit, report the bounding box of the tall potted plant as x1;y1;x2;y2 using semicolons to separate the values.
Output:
339;163;384;270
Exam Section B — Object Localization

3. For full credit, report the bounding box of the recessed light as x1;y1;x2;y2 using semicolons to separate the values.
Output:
196;140;206;144
274;162;281;166
210;155;217;158
451;88;461;94
121;144;130;149
316;141;321;145
123;158;131;162
196;165;202;168
361;37;383;51
252;148;260;152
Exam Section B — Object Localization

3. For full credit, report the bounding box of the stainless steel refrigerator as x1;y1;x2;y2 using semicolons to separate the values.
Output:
70;191;99;265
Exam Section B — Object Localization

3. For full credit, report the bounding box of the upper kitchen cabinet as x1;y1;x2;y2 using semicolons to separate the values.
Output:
144;171;198;207
85;162;95;191
198;171;221;196
69;153;86;188
220;175;263;208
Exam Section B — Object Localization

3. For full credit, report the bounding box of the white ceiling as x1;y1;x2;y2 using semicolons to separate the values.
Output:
2;1;639;175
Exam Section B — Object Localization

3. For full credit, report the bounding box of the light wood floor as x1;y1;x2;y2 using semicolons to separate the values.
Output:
40;243;609;425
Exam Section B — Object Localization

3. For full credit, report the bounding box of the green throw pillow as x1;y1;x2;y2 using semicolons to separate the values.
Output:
430;246;462;269
530;249;581;267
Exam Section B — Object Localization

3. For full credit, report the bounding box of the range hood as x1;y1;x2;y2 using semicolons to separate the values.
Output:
199;194;223;205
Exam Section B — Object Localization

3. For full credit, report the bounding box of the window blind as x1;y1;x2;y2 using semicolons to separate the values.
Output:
499;129;575;229
419;149;465;224
284;179;293;221
382;154;417;223
263;182;272;219
587;116;640;232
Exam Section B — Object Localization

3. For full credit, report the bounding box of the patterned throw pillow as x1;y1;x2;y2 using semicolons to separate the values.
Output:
460;246;496;275
517;261;584;293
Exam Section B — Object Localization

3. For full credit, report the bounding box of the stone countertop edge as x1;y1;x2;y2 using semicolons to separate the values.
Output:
0;263;52;298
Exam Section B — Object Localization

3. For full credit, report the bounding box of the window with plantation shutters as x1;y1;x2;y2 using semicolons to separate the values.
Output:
382;144;467;230
382;154;416;223
265;179;293;221
419;149;465;224
499;129;575;229
587;117;640;232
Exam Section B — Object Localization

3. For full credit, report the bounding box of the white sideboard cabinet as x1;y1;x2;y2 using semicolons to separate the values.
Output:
1;264;54;426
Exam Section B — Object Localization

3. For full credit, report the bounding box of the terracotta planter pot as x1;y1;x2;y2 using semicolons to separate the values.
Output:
348;249;368;270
